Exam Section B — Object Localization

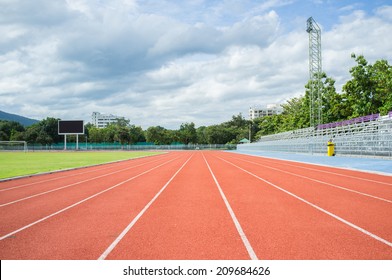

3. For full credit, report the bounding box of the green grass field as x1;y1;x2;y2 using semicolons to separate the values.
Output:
0;151;163;179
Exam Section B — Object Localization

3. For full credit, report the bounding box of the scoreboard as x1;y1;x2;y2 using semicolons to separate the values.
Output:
58;120;84;135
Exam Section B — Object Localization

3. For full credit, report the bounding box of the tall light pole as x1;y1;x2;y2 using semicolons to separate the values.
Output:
306;17;323;127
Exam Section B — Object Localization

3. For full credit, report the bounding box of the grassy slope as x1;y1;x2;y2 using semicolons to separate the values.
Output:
0;151;162;179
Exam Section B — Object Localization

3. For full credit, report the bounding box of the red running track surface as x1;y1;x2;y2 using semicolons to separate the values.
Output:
0;151;391;260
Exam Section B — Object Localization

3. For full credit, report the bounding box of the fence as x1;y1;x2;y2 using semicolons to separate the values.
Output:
238;112;392;158
15;143;237;151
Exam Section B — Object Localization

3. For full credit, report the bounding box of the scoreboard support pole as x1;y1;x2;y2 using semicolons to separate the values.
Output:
63;134;79;150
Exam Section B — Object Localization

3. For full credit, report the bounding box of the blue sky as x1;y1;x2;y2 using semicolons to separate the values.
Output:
0;0;391;128
135;0;392;31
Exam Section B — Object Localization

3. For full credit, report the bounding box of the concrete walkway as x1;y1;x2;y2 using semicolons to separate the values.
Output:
232;150;392;175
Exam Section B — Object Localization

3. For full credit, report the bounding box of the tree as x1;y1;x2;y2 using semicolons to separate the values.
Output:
84;123;94;139
87;126;104;143
20;117;61;144
0;120;25;141
10;130;25;141
342;54;392;117
205;125;237;144
129;125;145;144
342;54;373;117
36;132;53;145
114;126;131;145
254;114;284;138
371;59;392;115
103;125;117;143
321;76;348;123
196;126;208;144
226;113;249;128
0;130;8;141
221;114;251;144
178;122;197;144
280;97;307;130
40;117;61;143
145;126;169;145
115;117;130;127
24;124;40;143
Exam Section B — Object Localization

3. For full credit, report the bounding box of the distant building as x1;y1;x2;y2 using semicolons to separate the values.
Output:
249;104;282;120
91;112;122;128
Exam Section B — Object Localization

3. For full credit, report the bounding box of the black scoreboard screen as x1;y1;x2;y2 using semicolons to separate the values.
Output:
58;120;84;135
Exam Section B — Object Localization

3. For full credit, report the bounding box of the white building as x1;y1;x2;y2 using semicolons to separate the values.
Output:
249;104;282;120
91;112;122;128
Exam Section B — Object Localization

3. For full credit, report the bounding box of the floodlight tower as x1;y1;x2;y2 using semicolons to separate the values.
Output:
306;17;322;127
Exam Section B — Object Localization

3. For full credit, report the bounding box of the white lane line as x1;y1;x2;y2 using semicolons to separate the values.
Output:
0;154;169;192
233;157;392;204
218;156;392;249
0;156;179;241
236;154;392;186
98;154;193;260
0;157;169;207
203;154;258;260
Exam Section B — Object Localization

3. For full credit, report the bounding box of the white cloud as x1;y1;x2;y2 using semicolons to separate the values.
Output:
0;1;391;128
252;0;294;13
375;5;392;20
324;7;392;90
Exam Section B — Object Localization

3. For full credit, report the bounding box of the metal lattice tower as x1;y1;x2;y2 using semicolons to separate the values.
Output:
306;17;322;127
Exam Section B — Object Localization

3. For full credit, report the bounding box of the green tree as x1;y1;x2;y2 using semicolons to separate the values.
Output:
0;130;8;141
129;125;145;144
280;97;307;130
40;117;61;143
371;59;392;114
145;126;169;145
178;122;197;144
254;114;284;138
84;123;94;139
221;114;251;144
21;118;59;145
102;125;117;143
88;126;104;143
36;132;53;145
24;124;40;143
226;113;249;128
10;130;25;141
114;126;131;145
205;125;237;144
0;120;25;141
342;54;392;117
321;76;347;123
115;117;130;127
196;126;208;144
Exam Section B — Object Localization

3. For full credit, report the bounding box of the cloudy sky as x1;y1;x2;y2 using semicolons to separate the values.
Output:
1;0;391;128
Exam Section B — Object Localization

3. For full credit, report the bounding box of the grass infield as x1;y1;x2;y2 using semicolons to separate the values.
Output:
0;151;163;180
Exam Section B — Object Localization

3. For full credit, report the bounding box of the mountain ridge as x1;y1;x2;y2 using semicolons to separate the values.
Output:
0;110;39;126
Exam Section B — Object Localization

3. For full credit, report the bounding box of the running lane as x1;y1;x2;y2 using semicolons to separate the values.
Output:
0;152;187;259
205;151;392;259
103;151;251;260
0;153;177;236
219;152;392;243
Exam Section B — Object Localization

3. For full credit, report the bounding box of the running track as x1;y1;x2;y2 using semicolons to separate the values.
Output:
0;151;391;260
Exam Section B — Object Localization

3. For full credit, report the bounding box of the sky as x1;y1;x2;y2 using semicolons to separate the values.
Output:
1;0;392;129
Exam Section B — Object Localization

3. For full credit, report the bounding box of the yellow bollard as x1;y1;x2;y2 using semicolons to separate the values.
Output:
327;140;335;156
